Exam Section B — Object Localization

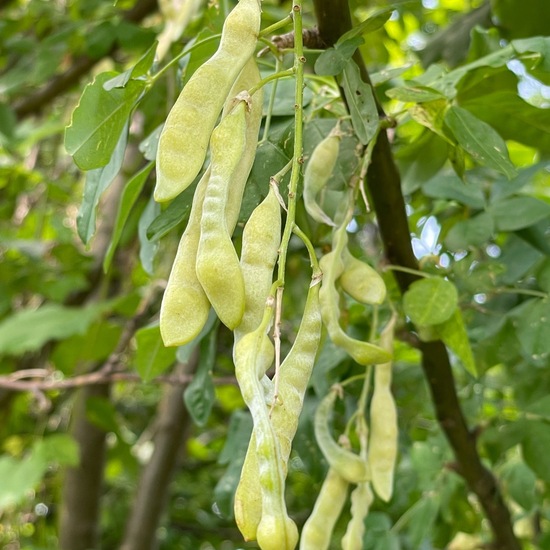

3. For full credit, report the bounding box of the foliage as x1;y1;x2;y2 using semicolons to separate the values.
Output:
0;0;549;548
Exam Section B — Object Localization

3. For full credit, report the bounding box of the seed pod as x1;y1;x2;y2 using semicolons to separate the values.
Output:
341;482;373;550
154;0;261;201
369;316;398;502
340;248;386;305
303;132;340;227
196;102;247;329
299;467;349;550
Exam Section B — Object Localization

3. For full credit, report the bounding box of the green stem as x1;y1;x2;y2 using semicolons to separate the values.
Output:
260;57;284;143
259;14;293;37
493;287;548;299
248;67;294;97
383;264;429;279
151;34;222;83
276;2;305;285
292;225;321;276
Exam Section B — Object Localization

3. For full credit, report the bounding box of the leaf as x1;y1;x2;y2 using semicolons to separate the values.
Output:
77;124;129;244
337;7;393;43
0;303;106;356
386;85;446;103
511;298;550;361
134;324;176;382
435;309;477;377
340;59;379;145
139;124;163;161
184;324;217;426
138;195;160;275
488;196;550;232
521;420;550;484
444;106;517;179
65;72;145;170
314;36;363;77
103;41;157;90
502;461;537;511
146;181;197;241
406;496;440;548
103;162;154;272
444;212;494;250
33;434;79;467
403;277;458;327
422;173;485;208
525;395;550;420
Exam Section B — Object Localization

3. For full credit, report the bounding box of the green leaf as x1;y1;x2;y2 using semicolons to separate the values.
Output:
184;324;217;426
134;324;176;382
33;434;79;467
0;303;106;356
65;72;145;170
103;41;157;90
314;36;363;77
403;278;458;327
521;419;550;484
488;196;550;232
139;124;163;161
337;7;393;43
444;106;517;179
103;162;154;272
511;298;550;361
406;496;440;548
146;181;196;241
525;395;550;420
386;85;446;103
435;309;477;376
340;59;379;145
422;173;485;208
444;212;494;250
138;195;160;275
77;124;128;245
503;461;537;511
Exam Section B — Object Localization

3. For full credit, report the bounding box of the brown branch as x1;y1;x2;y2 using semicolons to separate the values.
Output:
311;1;520;549
12;0;158;119
0;369;236;391
119;352;199;550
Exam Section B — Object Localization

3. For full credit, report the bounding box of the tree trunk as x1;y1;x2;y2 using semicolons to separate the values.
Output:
120;353;199;550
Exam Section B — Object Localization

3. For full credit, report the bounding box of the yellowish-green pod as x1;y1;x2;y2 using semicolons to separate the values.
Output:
303;132;340;227
159;169;211;346
225;58;264;235
314;389;370;484
369;316;398;502
159;58;264;346
196;102;247;329
234;319;299;549
319;220;390;365
235;186;282;341
299;467;349;550
340;248;386;305
154;0;261;202
234;278;322;539
341;482;374;550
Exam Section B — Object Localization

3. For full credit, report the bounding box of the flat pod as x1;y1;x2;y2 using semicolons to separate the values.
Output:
159;169;211;346
196;102;247;329
303;133;340;227
154;0;262;201
339;248;386;305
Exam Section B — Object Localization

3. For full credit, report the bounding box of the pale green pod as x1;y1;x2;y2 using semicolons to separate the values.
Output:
314;389;370;484
303;133;340;227
159;61;264;347
234;320;298;549
225;58;264;235
341;482;374;550
299;467;349;550
154;0;261;201
340;248;386;305
234;278;322;539
369;317;398;502
196;102;247;329
159;169;211;346
319;251;390;365
235;186;282;341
